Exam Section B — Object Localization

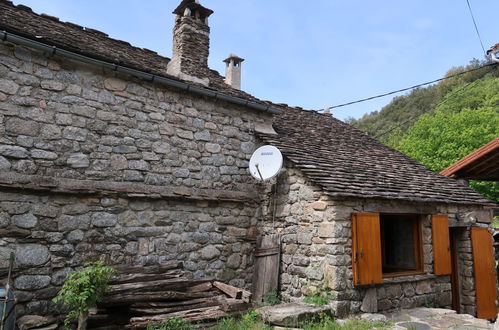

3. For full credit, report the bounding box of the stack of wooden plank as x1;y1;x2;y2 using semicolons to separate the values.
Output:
88;261;251;329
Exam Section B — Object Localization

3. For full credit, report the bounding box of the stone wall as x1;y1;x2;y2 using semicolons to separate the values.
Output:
0;190;258;317
0;40;269;317
456;228;476;316
0;41;268;192
259;163;486;317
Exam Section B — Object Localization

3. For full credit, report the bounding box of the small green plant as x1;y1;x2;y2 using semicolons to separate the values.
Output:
53;261;117;330
262;288;281;306
146;317;193;330
213;311;271;330
301;313;337;330
492;216;499;229
303;285;334;306
423;301;435;308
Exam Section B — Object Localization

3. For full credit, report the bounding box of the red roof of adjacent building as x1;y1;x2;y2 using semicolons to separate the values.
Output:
440;138;499;181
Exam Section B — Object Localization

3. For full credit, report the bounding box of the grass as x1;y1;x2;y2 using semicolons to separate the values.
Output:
146;316;194;330
211;311;272;330
302;314;394;330
147;312;394;330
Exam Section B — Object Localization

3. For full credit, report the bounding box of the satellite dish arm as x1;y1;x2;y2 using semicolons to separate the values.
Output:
255;163;264;181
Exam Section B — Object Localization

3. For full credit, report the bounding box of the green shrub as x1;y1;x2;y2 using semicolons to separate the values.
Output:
303;286;334;306
262;288;281;306
53;261;116;329
146;317;193;330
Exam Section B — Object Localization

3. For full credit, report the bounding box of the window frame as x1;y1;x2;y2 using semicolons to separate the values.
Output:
352;212;427;286
380;213;424;278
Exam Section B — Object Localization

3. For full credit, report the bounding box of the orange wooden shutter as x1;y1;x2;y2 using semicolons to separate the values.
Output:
432;215;452;275
352;213;382;286
471;227;497;319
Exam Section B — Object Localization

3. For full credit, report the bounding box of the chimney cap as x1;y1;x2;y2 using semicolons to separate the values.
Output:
173;0;213;18
223;54;245;64
487;43;499;55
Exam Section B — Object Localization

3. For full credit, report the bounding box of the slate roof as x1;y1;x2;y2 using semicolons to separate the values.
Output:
257;108;494;205
0;1;493;206
0;0;261;103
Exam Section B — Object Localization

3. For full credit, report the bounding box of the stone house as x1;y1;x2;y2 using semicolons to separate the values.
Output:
0;0;496;322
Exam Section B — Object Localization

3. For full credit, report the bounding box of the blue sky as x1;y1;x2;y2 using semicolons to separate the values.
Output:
12;0;499;121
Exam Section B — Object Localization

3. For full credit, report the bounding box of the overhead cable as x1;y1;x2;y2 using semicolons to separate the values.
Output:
374;79;480;139
466;0;486;54
321;62;497;112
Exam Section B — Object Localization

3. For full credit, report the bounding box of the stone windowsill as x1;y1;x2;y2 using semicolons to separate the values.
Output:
382;274;442;284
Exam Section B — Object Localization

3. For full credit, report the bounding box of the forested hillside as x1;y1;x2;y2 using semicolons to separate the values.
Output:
348;59;499;201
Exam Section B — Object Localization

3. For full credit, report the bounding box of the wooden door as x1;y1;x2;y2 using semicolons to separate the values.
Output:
450;228;460;313
252;234;281;303
471;227;497;319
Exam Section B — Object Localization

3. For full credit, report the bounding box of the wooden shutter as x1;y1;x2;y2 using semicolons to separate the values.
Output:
352;213;382;286
471;227;497;319
432;215;452;275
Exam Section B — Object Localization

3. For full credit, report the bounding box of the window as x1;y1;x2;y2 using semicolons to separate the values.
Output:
380;214;423;276
353;213;450;286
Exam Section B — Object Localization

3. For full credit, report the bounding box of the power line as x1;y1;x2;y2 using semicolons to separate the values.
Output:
466;0;486;54
321;62;497;112
374;79;480;139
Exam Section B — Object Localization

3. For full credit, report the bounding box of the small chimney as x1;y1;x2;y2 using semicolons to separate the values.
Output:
167;0;214;86
223;54;244;90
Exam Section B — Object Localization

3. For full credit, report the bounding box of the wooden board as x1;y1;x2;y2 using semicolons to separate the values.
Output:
352;213;382;286
213;281;251;302
450;228;461;313
432;215;452;275
251;234;281;303
471;227;497;319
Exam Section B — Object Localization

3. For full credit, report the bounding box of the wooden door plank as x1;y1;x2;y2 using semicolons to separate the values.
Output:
471;227;497;319
251;234;281;303
450;228;461;313
432;215;452;275
352;213;382;286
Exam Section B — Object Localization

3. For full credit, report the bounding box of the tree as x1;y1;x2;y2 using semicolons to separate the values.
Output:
53;261;117;330
396;76;499;201
349;58;499;147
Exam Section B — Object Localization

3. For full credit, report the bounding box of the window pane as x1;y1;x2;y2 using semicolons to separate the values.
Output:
382;215;416;273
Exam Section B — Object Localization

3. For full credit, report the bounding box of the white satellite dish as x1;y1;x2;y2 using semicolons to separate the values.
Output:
249;145;283;181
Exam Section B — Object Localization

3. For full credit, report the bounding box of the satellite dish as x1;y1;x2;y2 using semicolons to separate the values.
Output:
249;145;283;181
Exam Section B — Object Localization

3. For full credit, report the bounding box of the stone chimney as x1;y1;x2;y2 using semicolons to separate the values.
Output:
167;0;214;86
223;54;244;90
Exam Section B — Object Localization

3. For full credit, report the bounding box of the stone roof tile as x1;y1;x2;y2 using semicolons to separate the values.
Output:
258;108;494;205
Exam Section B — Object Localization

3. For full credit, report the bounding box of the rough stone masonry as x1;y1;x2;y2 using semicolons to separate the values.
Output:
258;163;484;317
0;38;270;317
